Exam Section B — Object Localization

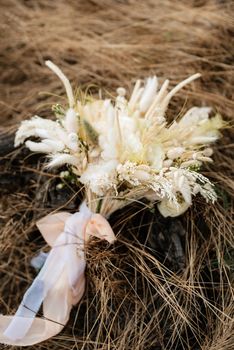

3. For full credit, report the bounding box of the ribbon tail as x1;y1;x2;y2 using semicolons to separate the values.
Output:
0;316;62;347
0;236;66;345
0;298;64;346
0;273;64;346
0;264;86;347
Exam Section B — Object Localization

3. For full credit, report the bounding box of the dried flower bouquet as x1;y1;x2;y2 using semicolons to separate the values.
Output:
0;61;224;346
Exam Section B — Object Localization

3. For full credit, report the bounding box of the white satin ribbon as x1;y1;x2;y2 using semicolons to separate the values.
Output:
0;202;115;346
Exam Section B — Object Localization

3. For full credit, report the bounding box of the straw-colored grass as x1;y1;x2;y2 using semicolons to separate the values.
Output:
0;0;233;349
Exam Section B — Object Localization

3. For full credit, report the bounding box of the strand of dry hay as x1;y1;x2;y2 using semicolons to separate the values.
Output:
0;0;233;125
0;0;233;349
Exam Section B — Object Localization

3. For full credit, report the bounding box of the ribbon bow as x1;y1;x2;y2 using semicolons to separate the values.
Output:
0;202;115;346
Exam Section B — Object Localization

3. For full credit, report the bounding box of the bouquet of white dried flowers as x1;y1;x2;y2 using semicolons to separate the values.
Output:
0;61;224;346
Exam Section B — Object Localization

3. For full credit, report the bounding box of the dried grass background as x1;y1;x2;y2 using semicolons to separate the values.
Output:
0;0;234;349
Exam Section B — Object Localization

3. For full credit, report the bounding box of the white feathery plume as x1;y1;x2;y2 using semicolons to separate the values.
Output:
179;107;211;126
33;128;53;140
45;60;75;108
42;139;65;152
47;154;79;168
14;116;58;146
25;141;53;153
64;108;78;134
139;76;158;113
180;160;202;168
167;147;185;160
67;132;79;152
190;136;218;144
145;79;169;119
128;79;141;109
162;73;201;109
